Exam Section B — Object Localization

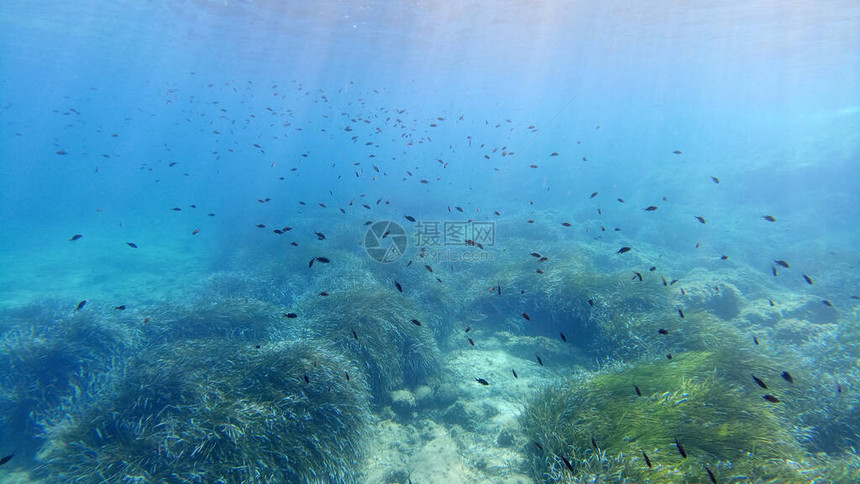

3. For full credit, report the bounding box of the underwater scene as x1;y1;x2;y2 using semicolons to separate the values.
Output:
1;1;859;482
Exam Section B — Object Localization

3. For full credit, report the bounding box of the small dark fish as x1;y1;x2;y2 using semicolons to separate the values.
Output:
588;299;594;307
559;455;575;473
256;224;266;228
534;441;543;451
720;255;729;260
404;215;416;222
560;332;567;342
675;438;687;458
591;436;598;449
308;258;315;268
75;300;87;311
394;280;403;292
694;216;706;224
561;222;572;227
512;369;518;378
763;394;781;403
115;305;126;310
522;312;531;321
69;234;83;241
672;150;682;154
0;453;15;466
836;382;842;394
705;465;717;484
303;374;310;383
345;371;350;381
666;353;673;359
753;335;759;345
711;176;720;184
352;329;358;340
424;264;433;273
315;257;330;263
315;232;326;240
772;266;778;277
535;355;543;366
530;252;542;258
590;191;598;198
465;325;471;333
284;313;298;318
617;246;631;254
475;378;489;385
171;207;182;211
497;284;501;295
762;215;777;222
822;300;832;307
634;384;642;396
644;205;658;211
662;276;668;286
658;328;669;335
633;272;643;281
638;451;652;470
774;260;790;268
126;242;138;248
468;337;475;346
752;375;768;389
802;274;813;285
649;266;657;271
319;291;329;297
781;371;794;384
678;308;685;319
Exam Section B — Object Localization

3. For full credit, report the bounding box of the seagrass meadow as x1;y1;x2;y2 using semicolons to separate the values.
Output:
2;1;860;482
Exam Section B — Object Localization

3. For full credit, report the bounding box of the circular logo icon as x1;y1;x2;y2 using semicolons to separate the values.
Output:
364;220;408;263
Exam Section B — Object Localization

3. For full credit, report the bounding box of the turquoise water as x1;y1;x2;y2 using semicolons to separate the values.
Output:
1;1;858;482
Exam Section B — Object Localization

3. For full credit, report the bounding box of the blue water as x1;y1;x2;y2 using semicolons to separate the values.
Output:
1;1;858;482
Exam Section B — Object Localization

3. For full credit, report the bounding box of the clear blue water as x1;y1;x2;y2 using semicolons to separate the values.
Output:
0;1;858;482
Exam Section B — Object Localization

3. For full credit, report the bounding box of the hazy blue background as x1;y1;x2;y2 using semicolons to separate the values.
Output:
0;0;858;307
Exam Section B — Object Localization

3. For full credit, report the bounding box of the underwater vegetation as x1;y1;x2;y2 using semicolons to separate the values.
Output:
0;301;138;459
38;338;371;483
292;273;442;403
521;348;831;483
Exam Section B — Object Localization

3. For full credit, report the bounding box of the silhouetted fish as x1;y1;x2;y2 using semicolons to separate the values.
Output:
404;215;416;222
559;455;575;472
802;274;813;285
512;369;518;378
69;234;83;241
675;438;687;458
535;355;543;366
394;280;403;292
74;300;86;312
284;313;298;319
644;206;658;211
763;394;781;403
475;378;489;385
752;375;768;389
522;312;531;321
115;305;126;310
617;247;631;254
711;176;720;184
0;453;15;466
126;242;138;248
781;371;794;384
694;216;706;224
642;450;652;468
658;328;669;335
678;308;685;318
705;465;717;484
468;337;475;346
634;384;642;396
560;332;567;342
774;260;790;268
762;215;776;222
